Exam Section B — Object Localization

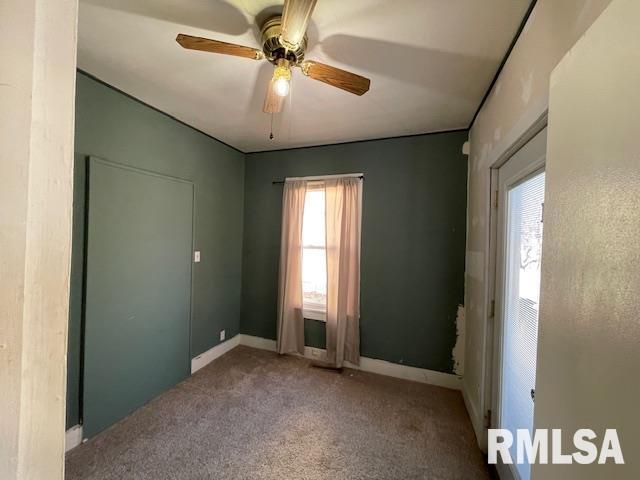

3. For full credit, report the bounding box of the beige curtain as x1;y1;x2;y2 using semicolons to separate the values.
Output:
276;180;307;355
325;177;363;367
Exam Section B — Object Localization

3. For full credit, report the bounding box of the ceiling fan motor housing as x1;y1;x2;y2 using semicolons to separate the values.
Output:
261;16;307;65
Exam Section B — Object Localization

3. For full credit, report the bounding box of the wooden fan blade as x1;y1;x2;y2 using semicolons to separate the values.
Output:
176;34;264;60
281;0;317;49
300;61;370;96
263;79;284;114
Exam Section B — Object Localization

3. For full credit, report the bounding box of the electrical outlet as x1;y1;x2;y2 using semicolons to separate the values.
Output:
219;330;225;341
194;251;201;263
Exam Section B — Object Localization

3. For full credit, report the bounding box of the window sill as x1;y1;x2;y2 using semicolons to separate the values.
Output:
303;308;326;322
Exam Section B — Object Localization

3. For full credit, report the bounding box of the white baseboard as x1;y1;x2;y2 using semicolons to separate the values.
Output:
65;424;83;452
191;334;241;373
462;381;487;452
238;334;277;352
238;334;461;391
345;355;461;390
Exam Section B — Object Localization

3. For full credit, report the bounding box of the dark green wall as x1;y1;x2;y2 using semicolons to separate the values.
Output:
67;72;245;428
241;132;467;373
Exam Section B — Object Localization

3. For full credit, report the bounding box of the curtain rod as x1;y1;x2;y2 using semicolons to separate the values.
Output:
272;174;364;185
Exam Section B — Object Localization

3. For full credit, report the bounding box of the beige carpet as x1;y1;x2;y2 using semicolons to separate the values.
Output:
66;346;489;479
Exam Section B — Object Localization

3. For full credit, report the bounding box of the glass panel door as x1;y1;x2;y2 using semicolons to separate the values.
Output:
493;126;546;480
500;170;545;480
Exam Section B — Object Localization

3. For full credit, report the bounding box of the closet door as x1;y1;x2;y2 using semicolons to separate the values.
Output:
83;157;193;438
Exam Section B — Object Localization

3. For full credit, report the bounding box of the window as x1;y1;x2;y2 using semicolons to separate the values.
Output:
301;184;327;321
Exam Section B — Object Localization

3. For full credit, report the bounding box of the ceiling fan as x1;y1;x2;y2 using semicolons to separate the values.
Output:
175;0;371;115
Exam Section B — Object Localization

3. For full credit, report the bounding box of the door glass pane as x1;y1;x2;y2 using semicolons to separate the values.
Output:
501;171;545;480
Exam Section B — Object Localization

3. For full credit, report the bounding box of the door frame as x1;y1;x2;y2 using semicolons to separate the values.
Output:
490;129;546;480
482;111;548;430
481;112;548;455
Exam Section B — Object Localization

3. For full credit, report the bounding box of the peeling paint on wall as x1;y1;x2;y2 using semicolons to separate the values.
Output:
493;126;502;141
520;70;534;105
452;304;465;375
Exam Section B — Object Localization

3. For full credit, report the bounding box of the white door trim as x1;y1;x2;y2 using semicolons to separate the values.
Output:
490;127;547;480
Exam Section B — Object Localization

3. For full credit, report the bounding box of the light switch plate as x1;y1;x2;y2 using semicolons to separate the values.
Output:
219;330;225;341
194;251;201;263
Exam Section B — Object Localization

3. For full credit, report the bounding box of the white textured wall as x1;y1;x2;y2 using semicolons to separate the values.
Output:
463;0;612;447
533;0;639;477
0;0;78;478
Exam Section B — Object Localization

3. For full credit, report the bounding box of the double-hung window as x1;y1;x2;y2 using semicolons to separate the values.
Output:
301;183;327;321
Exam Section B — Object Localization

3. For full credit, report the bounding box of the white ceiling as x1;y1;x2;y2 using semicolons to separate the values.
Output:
78;0;531;152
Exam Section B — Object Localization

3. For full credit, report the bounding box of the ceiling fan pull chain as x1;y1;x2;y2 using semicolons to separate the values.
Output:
269;113;275;140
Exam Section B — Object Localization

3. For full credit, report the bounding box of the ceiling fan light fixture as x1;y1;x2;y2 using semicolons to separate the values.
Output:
176;0;371;118
272;61;292;97
274;76;290;97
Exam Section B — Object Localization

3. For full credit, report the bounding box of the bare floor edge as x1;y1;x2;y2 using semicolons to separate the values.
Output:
66;346;489;480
